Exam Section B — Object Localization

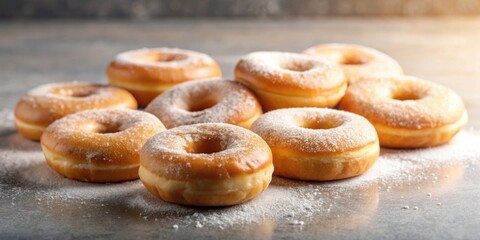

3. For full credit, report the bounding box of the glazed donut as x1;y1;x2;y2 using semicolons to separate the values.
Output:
145;79;262;129
106;48;222;107
339;76;467;148
251;108;379;181
303;43;403;83
40;109;165;182
234;51;346;111
139;123;273;206
15;82;137;141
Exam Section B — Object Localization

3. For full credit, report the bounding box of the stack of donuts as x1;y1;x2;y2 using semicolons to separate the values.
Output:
14;44;467;207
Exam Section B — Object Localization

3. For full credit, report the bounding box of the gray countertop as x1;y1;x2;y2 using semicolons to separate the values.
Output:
1;19;480;239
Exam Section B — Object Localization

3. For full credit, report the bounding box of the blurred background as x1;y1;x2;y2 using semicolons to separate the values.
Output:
1;0;480;19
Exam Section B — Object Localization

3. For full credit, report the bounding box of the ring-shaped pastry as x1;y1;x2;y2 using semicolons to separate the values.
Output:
41;109;165;182
145;79;262;129
234;51;346;111
339;76;467;148
139;123;274;206
106;48;222;107
303;43;403;83
251;108;379;181
15;82;137;140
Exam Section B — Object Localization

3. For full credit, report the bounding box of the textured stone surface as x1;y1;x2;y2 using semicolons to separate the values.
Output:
1;0;480;19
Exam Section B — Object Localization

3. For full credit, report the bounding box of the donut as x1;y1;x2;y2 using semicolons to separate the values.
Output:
145;79;262;129
15;82;137;141
40;109;165;182
251;108;379;181
106;48;222;107
234;51;346;111
339;76;467;148
139;123;273;206
303;43;403;83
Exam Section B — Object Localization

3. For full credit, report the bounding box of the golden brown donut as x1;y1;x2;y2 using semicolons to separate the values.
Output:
251;108;379;181
303;43;403;83
15;82;137;141
41;109;165;182
139;123;273;206
339;76;467;148
106;48;222;107
234;51;346;111
145;79;262;129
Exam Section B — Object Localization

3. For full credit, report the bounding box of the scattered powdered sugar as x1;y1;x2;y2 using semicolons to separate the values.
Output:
1;109;479;229
145;79;259;129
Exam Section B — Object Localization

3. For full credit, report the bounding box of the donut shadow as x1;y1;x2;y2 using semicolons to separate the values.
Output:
0;127;16;138
0;133;41;152
270;174;375;189
11;153;145;200
14;156;79;188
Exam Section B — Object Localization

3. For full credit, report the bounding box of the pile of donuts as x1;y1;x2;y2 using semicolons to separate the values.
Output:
14;44;467;207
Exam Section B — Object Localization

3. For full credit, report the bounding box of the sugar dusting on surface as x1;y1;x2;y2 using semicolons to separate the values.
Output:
1;109;479;229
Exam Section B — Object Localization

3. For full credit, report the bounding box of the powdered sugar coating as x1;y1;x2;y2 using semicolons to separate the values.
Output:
303;43;403;83
140;123;272;179
339;76;466;129
45;108;161;137
25;82;130;103
145;79;261;129
15;82;137;128
115;47;216;68
41;109;164;165
234;51;345;94
251;108;378;153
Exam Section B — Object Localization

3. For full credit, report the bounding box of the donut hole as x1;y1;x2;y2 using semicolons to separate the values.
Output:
52;87;95;98
137;52;187;63
187;97;218;112
185;138;225;154
391;91;422;101
298;118;340;130
341;52;372;65
92;122;124;134
280;61;314;72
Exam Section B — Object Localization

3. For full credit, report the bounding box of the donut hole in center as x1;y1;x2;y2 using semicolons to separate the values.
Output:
298;118;340;130
391;91;422;101
280;61;314;72
93;122;125;134
186;138;225;154
52;87;95;98
187;97;219;112
340;52;372;65
137;52;187;63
